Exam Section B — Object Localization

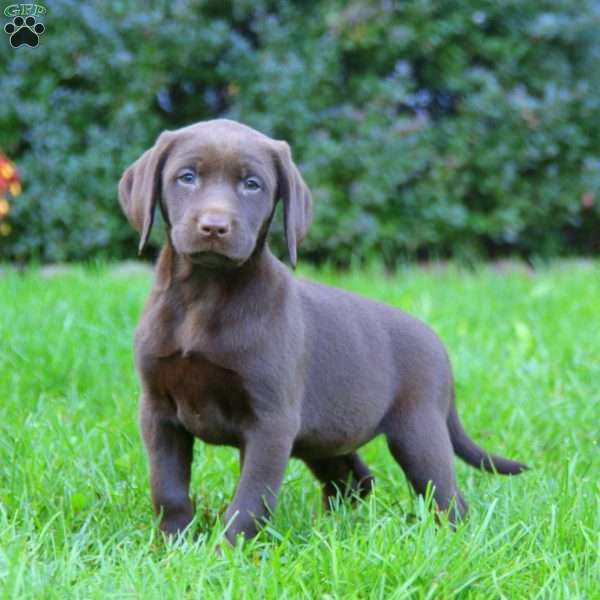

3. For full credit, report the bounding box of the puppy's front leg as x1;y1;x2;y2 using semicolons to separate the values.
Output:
140;395;195;536
224;425;294;543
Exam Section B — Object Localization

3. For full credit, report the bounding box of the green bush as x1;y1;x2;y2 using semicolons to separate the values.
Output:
1;0;600;264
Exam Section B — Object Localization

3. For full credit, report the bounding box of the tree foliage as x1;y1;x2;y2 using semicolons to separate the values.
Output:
1;0;599;263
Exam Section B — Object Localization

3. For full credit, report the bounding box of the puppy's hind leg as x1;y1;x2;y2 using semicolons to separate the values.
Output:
384;407;467;522
305;452;375;509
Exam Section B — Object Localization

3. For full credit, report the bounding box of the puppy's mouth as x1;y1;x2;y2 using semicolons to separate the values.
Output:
187;251;243;269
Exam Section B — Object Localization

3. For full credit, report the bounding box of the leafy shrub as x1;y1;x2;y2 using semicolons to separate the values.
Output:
1;0;599;264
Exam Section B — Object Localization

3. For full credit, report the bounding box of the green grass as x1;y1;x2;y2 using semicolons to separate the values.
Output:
0;260;598;599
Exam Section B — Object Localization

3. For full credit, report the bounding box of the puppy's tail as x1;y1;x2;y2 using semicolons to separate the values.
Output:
447;403;528;475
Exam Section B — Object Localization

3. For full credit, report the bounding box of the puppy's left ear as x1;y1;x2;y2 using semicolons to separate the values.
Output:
273;141;312;268
118;131;174;255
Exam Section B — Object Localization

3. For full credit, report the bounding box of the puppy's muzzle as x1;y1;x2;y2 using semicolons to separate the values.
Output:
198;212;232;239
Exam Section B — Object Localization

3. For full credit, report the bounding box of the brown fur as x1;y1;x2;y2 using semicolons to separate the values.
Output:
119;119;527;543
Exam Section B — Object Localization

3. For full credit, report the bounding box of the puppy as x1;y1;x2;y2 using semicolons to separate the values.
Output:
119;119;527;543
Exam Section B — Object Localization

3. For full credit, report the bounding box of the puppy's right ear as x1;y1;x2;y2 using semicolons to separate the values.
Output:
118;131;174;255
272;141;313;268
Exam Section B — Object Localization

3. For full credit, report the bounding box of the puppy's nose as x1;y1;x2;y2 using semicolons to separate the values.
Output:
198;213;231;237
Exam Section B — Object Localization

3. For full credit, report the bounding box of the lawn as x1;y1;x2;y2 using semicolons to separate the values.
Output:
0;261;598;599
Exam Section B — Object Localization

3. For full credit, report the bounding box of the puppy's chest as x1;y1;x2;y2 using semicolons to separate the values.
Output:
156;353;253;446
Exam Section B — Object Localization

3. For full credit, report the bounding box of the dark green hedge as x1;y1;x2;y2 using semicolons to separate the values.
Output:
2;0;600;264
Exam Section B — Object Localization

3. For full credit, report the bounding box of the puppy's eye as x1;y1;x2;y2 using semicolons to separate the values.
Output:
177;170;197;185
241;176;262;192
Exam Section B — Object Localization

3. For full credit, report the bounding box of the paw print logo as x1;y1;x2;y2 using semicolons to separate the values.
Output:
4;15;45;48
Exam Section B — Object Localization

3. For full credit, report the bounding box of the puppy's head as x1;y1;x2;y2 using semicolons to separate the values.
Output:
118;119;312;269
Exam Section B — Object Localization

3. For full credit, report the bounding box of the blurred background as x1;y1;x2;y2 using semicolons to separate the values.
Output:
1;0;599;267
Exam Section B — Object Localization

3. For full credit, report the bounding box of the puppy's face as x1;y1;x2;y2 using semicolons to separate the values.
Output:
119;119;312;269
162;125;277;269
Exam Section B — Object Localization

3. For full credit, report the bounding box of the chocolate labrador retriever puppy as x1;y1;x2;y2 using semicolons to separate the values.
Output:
119;119;526;543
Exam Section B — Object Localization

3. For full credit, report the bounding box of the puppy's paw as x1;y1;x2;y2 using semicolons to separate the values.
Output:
159;509;195;538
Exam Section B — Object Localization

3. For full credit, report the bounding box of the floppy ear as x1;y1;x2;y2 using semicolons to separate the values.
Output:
273;141;313;268
118;131;174;255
